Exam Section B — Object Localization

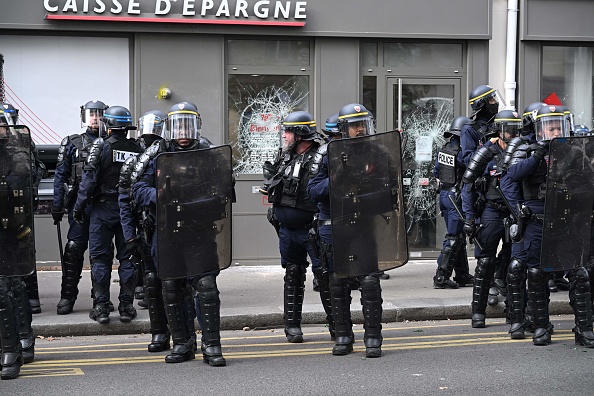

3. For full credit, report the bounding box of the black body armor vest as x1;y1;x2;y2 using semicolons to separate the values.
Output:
437;141;461;186
97;134;140;199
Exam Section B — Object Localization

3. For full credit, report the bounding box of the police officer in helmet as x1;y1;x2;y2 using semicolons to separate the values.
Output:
0;117;39;379
52;100;109;315
73;105;141;324
133;102;227;366
118;110;169;352
265;110;325;343
308;103;386;357
433;116;474;289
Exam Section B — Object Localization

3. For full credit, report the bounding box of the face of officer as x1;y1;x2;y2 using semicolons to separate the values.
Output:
282;128;297;152
348;121;368;138
541;121;562;140
88;109;103;133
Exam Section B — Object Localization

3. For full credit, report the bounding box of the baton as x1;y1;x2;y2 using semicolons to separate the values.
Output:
495;185;518;222
56;221;65;273
448;193;484;251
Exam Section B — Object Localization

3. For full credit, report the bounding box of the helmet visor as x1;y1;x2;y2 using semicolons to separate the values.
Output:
82;108;104;130
494;120;521;143
138;114;165;138
166;113;201;141
535;115;569;141
340;116;375;138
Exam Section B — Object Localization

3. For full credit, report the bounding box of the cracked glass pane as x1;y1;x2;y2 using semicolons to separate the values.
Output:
399;84;454;249
228;75;309;174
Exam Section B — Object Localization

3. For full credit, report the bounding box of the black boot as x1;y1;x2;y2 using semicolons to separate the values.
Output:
118;270;138;323
145;272;170;352
507;259;527;339
453;238;474;287
0;280;23;380
163;280;195;363
360;275;383;358
434;237;459;289
195;275;226;367
528;268;552;346
330;274;353;356
11;278;35;364
569;267;594;348
57;241;85;315
313;268;335;340
471;257;496;328
89;278;110;324
283;264;306;343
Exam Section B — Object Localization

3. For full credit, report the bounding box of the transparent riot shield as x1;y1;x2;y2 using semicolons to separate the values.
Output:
0;125;36;277
541;136;594;272
328;131;408;278
155;145;233;280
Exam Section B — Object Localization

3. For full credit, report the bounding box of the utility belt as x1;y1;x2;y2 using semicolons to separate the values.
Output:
486;200;509;214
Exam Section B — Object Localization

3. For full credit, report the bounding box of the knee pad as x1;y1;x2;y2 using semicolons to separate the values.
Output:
508;258;527;280
145;271;161;288
475;257;496;278
571;267;590;294
359;274;381;293
285;264;306;286
63;240;86;264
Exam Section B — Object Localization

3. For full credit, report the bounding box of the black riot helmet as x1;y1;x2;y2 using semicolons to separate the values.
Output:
281;111;317;141
165;102;202;144
0;102;19;125
493;110;522;143
444;116;472;138
521;102;546;136
137;110;167;138
102;105;135;134
534;105;570;142
322;113;341;139
468;85;505;119
337;103;375;138
80;100;108;135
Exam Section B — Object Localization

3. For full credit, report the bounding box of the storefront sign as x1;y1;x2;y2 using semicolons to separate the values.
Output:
44;0;307;26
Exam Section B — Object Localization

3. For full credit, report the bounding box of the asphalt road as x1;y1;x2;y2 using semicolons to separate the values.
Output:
5;315;594;395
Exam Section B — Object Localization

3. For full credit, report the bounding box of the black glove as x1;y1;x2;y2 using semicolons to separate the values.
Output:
463;218;476;241
73;209;85;224
51;207;64;225
126;237;141;258
531;140;549;161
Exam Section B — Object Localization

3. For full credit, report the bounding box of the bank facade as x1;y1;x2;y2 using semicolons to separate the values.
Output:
1;0;593;263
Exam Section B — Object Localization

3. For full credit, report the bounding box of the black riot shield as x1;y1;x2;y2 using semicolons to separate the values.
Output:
0;125;36;277
155;146;233;280
327;131;408;278
541;136;594;272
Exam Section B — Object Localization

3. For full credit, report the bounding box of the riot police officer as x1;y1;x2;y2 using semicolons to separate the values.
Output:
52;100;109;315
133;102;228;366
505;105;567;345
0;119;37;379
308;103;397;358
265;111;323;344
462;110;522;328
433;116;473;289
123;110;168;309
1;103;46;314
73;105;141;324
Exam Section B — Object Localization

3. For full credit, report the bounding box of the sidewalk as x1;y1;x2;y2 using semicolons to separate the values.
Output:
31;259;573;337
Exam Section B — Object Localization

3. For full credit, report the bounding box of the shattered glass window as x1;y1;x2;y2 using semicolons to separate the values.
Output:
398;85;454;248
228;75;310;174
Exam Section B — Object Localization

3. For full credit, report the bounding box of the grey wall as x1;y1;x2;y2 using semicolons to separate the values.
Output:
133;34;225;144
522;0;594;41
316;38;360;126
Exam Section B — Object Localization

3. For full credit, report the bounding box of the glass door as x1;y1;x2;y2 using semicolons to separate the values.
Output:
387;78;460;253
